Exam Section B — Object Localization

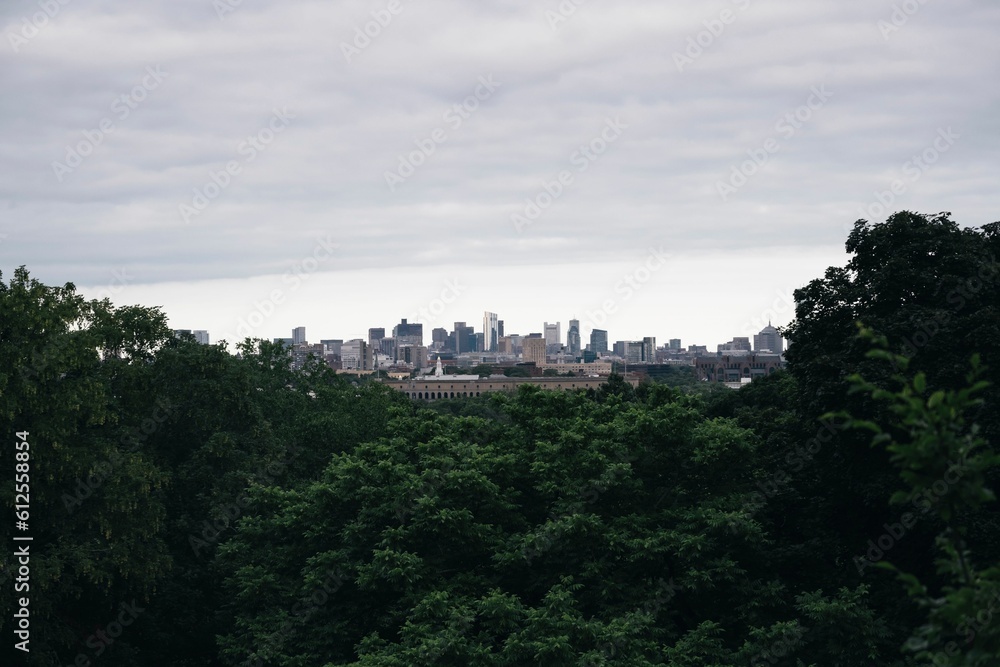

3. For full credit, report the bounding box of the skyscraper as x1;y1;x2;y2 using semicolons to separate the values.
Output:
523;337;546;366
641;337;656;362
432;327;448;349
753;323;784;354
567;319;581;356
320;339;343;357
173;329;210;345
292;326;306;344
483;311;499;352
544;322;561;353
718;337;752;354
590;329;608;355
453;321;475;353
393;318;423;347
368;327;385;348
341;339;372;370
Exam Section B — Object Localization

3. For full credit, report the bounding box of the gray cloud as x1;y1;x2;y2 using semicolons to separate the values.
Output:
1;0;997;304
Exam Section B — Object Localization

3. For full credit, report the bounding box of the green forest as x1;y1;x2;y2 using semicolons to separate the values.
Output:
3;211;1000;666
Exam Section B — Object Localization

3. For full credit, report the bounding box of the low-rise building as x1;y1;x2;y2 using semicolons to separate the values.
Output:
695;354;784;383
387;374;639;400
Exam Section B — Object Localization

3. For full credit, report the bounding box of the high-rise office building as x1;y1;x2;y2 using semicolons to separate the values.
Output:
292;327;307;345
590;329;608;355
522;337;546;366
452;322;475;353
483;311;499;352
173;329;210;345
431;327;448;349
397;345;428;368
497;320;504;339
613;341;643;362
341;339;372;370
567;319;581;356
619;341;643;364
669;338;682;350
320;339;343;354
642;337;656;363
291;343;325;371
718;337;752;353
544;322;561;353
368;327;385;348
543;322;561;345
393;318;423;347
753;323;784;354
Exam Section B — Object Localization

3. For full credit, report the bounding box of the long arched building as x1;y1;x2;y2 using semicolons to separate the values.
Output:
386;374;639;401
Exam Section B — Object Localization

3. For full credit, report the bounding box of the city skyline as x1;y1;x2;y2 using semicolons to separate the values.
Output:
3;2;996;357
174;310;784;359
72;245;838;353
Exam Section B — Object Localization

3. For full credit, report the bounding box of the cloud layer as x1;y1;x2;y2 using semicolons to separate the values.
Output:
1;0;997;344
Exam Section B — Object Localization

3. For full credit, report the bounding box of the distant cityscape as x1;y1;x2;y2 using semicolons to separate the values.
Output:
173;311;785;389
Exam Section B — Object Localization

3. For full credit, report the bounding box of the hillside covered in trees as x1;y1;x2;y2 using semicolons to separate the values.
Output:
3;211;1000;665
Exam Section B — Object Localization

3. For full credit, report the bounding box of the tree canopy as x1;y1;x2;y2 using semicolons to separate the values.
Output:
2;211;999;665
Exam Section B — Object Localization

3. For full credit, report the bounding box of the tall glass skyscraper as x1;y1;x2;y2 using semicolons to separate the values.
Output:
567;319;581;356
483;311;499;352
590;328;608;355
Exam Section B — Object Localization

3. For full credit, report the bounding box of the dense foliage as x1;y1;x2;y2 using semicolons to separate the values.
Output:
1;211;998;665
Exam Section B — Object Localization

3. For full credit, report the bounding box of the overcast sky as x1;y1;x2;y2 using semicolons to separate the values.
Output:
1;0;997;349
